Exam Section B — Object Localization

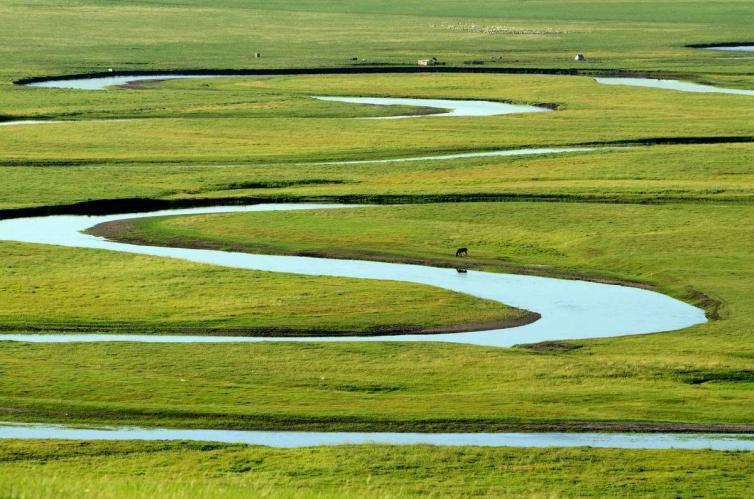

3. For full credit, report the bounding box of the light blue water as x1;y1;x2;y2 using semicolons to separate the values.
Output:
26;74;233;90
595;77;754;96
23;73;552;120
0;204;706;347
0;422;751;450
313;95;550;118
319;147;596;165
704;45;754;52
0;120;64;127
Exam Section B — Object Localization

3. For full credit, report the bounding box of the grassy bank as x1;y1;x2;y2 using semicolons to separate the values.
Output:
2;0;754;493
0;202;749;430
1;0;753;80
1;440;753;498
2;143;754;210
90;201;753;315
2;74;753;166
0;241;527;335
0;72;751;212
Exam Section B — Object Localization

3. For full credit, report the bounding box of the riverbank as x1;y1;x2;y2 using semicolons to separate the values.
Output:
2;440;753;497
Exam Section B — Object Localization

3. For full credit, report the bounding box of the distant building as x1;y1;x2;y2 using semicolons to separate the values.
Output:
255;52;261;58
574;53;586;61
418;57;439;66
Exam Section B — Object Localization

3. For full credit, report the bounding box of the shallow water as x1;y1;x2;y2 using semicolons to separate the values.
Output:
313;95;549;118
26;74;233;90
0;120;63;126
320;146;596;164
0;422;751;450
23;74;550;119
595;77;754;96
704;45;754;52
0;204;705;347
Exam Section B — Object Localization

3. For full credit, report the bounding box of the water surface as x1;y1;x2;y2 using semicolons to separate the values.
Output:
704;45;754;52
0;120;63;127
26;74;233;90
320;147;595;164
0;204;705;347
313;96;549;118
596;77;754;96
0;422;751;450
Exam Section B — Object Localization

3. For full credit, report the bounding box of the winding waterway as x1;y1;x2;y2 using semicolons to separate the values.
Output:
0;120;63;127
703;45;754;52
3;70;735;450
1;422;752;450
313;95;549;118
319;146;596;164
0;203;705;347
595;77;754;96
23;71;754;98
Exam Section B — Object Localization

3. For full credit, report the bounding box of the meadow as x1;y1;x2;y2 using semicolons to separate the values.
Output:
1;0;754;496
1;441;753;498
2;201;751;432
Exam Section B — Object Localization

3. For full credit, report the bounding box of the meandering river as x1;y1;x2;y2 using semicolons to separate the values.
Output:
0;203;705;347
2;70;739;449
23;71;754;97
1;422;752;450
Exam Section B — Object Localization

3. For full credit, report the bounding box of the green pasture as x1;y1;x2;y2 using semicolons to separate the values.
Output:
0;241;524;335
1;0;754;496
1;440;753;498
1;74;753;167
2;201;751;430
0;0;753;80
2;143;753;211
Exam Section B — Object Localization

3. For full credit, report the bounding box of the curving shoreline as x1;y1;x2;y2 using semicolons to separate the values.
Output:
12;66;656;87
0;203;706;347
1;422;753;450
1;66;743;449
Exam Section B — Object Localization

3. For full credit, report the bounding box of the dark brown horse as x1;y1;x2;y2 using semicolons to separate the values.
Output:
455;247;468;257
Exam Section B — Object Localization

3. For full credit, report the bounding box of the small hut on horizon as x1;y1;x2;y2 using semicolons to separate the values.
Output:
418;57;439;66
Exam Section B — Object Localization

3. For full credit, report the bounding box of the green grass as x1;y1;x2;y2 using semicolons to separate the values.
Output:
1;440;754;498
3;143;754;211
0;241;525;335
2;0;754;495
1;72;752;211
2;74;753;165
94;201;752;315
2;337;754;431
1;0;753;80
2;202;749;431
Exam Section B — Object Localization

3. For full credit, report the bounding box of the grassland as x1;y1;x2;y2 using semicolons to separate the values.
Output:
1;201;749;431
1;0;754;496
1;0;753;80
0;241;527;335
1;73;752;212
2;440;754;498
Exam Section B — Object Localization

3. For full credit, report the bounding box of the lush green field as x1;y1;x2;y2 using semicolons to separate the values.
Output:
1;73;752;211
2;0;754;496
0;241;526;335
1;0;753;80
3;143;754;211
1;201;748;431
2;440;753;498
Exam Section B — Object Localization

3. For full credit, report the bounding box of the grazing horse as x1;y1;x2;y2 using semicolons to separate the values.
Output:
455;247;468;257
